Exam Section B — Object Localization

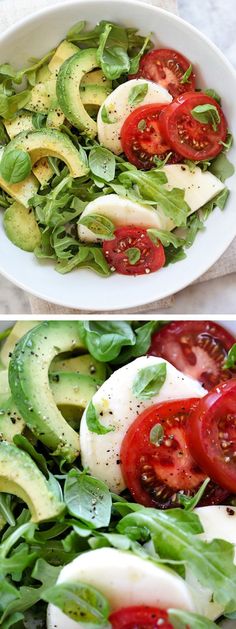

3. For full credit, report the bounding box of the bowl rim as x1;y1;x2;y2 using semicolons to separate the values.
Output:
0;0;236;311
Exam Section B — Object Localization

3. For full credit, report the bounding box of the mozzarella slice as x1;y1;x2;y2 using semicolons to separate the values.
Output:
80;356;205;493
77;194;170;242
163;164;225;220
47;547;195;629
97;78;172;154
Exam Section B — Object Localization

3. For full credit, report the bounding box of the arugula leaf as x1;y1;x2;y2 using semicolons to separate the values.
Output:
209;152;235;182
56;245;111;276
224;343;236;369
126;247;141;264
147;228;185;249
0;148;31;183
178;478;210;511
200;188;229;221
42;581;111;625
0;495;14;527
128;83;148;106
13;435;48;477
164;244;186;265
132;362;167;400
204;88;221;104
89;146;116;182
0;90;31;118
79;213;115;239
77;320;136;362
180;213;205;249
86;400;114;435
64;469;112;528
169;609;219;629
180;64;193;84
219;132;233;151
97;23;130;80
191;104;220;131
129;34;151;75
101;105;118;124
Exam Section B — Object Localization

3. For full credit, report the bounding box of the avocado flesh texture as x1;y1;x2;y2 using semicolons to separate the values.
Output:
50;371;98;430
0;321;39;368
9;321;85;462
50;353;107;382
0;441;64;522
4;201;41;252
0;147;39;208
5;129;88;178
57;48;99;137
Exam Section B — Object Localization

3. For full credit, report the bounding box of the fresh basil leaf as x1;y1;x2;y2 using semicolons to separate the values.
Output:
219;132;233;151
89;146;116;182
138;118;146;131
97;23;130;80
209;152;235;182
191;104;221;131
180;64;193;84
42;581;111;625
132;362;167;400
32;112;47;129
147;228;185;249
169;609;218;629
129;34;151;75
204;88;221;104
101;105;118;124
79;213;115;240
64;469;112;528
150;423;164;445
77;320;136;362
128;83;148;106
126;247;141;264
86;400;114;435
224;343;236;369
0;148;31;183
178;478;210;511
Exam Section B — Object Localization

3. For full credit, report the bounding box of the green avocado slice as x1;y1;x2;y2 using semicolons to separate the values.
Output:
0;321;39;369
4;129;88;178
57;48;99;138
50;353;107;382
0;441;64;522
4;201;41;252
50;371;99;431
8;321;85;462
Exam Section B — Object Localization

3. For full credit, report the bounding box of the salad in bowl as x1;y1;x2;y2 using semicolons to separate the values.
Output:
0;15;234;281
0;319;236;627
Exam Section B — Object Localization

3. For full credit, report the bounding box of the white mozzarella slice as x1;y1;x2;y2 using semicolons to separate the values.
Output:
47;547;195;629
77;194;170;242
80;356;205;493
163;164;225;219
97;78;172;154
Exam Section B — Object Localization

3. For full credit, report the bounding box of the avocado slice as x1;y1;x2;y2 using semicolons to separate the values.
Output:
0;397;25;442
4;201;41;252
0;441;64;522
47;100;65;129
37;63;52;83
26;79;56;114
4;129;88;178
9;321;85;462
33;158;54;187
0;321;39;368
48;40;79;77
50;371;98;430
0;147;39;208
50;353;107;382
57;48;99;137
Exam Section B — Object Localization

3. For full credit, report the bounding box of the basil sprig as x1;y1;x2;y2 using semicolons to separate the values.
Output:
132;362;167;400
180;63;192;84
42;581;111;625
89;146;116;182
0;148;32;183
126;247;141;265
64;469;112;528
224;343;236;369
128;83;148;106
191;104;221;131
86;400;114;435
79;214;115;240
101;105;118;124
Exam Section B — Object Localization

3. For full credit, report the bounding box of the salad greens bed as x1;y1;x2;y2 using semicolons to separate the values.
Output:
0;20;234;276
0;320;236;628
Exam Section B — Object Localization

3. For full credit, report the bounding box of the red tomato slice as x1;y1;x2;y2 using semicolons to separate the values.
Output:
110;606;173;629
130;48;196;98
102;226;165;275
120;103;181;169
159;92;227;160
187;380;236;493
149;321;235;391
121;398;206;509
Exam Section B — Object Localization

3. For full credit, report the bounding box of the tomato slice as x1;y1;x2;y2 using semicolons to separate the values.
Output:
110;606;173;629
159;92;227;160
120;103;181;169
120;398;206;508
130;48;196;98
102;226;165;275
149;321;235;391
187;380;236;493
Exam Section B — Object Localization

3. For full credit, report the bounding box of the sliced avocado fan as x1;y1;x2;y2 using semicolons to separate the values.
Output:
8;321;85;462
0;441;64;522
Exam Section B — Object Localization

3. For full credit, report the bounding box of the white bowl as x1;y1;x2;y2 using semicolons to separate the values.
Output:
0;0;235;311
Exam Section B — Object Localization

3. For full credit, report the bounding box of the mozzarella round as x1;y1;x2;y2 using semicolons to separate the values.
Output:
80;356;205;493
97;78;172;154
78;194;170;242
47;547;195;629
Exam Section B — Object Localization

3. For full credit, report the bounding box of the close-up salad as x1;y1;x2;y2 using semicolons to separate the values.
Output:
0;19;234;278
1;318;236;628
